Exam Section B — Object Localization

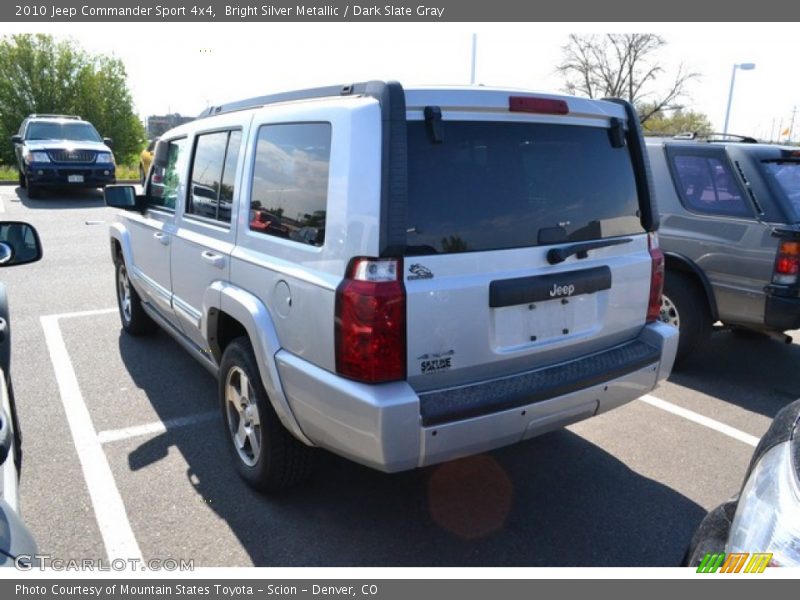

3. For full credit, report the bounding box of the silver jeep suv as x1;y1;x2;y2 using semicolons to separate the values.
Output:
105;81;677;491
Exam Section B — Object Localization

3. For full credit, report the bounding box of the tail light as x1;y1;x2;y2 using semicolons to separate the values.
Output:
335;257;406;383
647;232;665;323
773;240;800;285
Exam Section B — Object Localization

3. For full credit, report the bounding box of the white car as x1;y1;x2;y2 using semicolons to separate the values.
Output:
0;221;41;565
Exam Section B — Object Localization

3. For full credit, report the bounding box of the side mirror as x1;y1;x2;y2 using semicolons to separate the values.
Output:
103;137;114;148
105;185;141;212
0;222;43;267
10;135;22;145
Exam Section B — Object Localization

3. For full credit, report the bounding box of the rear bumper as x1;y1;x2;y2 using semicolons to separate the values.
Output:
276;321;678;472
25;163;115;188
764;290;800;331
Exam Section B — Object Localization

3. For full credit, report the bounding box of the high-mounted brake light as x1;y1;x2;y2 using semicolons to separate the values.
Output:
647;233;665;323
773;240;800;285
509;96;569;115
335;257;406;383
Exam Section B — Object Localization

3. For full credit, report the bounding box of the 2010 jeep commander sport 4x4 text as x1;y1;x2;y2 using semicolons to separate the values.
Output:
105;81;677;491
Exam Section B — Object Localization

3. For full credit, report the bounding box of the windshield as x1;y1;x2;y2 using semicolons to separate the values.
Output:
761;161;800;221
25;122;102;143
406;120;644;255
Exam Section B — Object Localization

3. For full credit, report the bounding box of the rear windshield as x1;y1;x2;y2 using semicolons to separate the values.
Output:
406;121;644;254
761;161;800;221
26;122;102;143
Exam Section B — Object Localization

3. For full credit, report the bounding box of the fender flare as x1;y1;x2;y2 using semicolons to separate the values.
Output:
203;282;312;446
109;223;149;296
664;252;719;321
109;222;132;264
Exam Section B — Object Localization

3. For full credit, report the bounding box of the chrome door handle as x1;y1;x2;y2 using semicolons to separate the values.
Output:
153;232;170;245
201;251;225;269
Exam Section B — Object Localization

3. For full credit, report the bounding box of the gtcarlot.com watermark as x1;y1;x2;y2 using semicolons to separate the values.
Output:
14;555;194;571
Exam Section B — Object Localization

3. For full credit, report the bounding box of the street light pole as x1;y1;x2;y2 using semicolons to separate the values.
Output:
470;33;477;85
723;63;755;136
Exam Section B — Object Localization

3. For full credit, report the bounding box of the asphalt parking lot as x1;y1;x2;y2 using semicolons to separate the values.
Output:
1;184;798;567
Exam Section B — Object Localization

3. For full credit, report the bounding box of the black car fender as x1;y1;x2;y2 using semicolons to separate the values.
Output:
0;283;9;376
0;283;21;470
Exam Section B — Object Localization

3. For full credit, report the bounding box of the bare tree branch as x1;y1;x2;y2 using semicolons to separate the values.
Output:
557;33;700;123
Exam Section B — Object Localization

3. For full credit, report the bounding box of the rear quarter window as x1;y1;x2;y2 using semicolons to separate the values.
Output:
761;161;800;221
406;121;644;255
248;123;330;247
667;152;752;218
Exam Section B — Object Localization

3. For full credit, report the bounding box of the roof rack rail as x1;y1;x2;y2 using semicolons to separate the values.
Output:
198;80;394;119
673;131;759;144
28;113;82;120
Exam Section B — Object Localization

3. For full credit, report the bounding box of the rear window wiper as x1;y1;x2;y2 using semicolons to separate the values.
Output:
546;237;633;265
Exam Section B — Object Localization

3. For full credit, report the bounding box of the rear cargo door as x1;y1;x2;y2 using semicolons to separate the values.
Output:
403;113;652;391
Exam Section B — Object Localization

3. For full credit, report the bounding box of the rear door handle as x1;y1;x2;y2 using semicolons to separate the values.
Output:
153;232;170;246
201;251;225;269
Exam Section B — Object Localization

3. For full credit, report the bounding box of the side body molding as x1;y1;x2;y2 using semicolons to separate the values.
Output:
203;282;313;446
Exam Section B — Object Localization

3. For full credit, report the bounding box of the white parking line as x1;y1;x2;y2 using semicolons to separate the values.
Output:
41;311;142;562
97;411;218;444
40;303;763;564
640;394;760;447
46;307;117;320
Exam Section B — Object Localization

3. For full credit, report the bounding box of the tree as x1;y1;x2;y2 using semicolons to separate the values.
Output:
557;34;699;123
641;105;713;137
0;34;145;165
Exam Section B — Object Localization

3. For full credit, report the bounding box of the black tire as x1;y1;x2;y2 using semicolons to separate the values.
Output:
662;271;712;365
219;337;313;492
115;258;156;336
25;176;40;199
18;170;25;189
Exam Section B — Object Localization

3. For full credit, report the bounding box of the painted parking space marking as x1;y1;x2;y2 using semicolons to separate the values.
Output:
640;394;760;447
41;309;142;562
97;411;218;444
46;307;117;320
41;304;765;564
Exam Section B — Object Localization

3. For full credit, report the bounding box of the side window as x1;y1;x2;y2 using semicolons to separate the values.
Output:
249;123;331;246
148;138;188;211
219;131;241;222
186;130;241;223
670;153;751;217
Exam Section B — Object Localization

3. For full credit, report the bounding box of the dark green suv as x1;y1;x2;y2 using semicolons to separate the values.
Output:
646;135;800;363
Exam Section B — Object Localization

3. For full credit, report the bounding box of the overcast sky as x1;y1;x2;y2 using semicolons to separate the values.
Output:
5;22;799;141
